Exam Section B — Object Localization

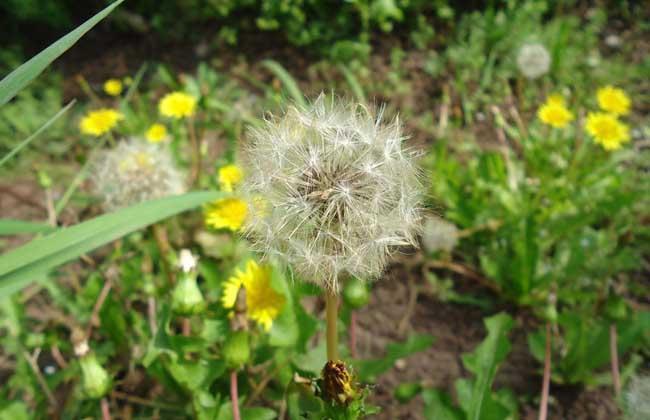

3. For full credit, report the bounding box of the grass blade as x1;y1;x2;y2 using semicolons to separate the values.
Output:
262;60;306;107
0;0;125;106
0;100;75;167
0;191;223;296
338;64;366;104
0;219;57;236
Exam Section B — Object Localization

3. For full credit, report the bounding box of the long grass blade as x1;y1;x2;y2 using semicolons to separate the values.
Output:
0;0;125;106
338;65;366;104
0;219;57;236
262;60;306;107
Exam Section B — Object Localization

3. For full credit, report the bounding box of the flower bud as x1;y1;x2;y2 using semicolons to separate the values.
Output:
171;273;205;316
79;353;111;399
223;330;250;370
321;360;357;405
342;277;369;309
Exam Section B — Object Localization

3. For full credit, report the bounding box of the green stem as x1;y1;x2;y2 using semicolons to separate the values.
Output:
326;290;339;361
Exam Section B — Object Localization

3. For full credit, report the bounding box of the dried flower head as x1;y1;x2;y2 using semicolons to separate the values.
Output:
90;139;185;210
241;95;422;292
516;43;551;79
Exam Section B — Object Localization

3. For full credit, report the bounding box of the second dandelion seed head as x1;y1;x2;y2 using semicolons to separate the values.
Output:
241;95;423;292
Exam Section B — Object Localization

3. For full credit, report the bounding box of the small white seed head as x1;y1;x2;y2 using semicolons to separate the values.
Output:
241;95;423;292
422;216;458;253
516;42;551;79
623;375;650;420
90;139;185;210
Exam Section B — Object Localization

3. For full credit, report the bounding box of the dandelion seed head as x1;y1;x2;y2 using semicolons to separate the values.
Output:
241;95;423;292
90;139;185;210
422;216;459;253
516;43;551;79
623;375;650;420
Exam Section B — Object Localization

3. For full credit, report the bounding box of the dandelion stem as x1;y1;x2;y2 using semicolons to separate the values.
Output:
100;397;112;420
230;370;241;420
187;118;201;187
538;322;552;420
349;310;357;358
610;323;621;397
326;290;339;361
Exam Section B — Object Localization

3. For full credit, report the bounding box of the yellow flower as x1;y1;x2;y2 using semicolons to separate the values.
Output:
159;92;197;119
79;109;123;136
218;164;243;192
585;112;630;150
597;86;630;116
103;79;123;96
545;93;565;106
222;260;285;331
145;123;168;143
537;102;574;128
204;197;248;231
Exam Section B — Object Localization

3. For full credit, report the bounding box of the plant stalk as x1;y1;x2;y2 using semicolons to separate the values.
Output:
610;323;621;396
326;290;339;361
349;310;357;358
230;370;241;420
538;322;552;420
100;397;112;420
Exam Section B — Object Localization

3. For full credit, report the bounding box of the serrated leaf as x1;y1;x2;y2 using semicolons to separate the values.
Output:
355;333;435;381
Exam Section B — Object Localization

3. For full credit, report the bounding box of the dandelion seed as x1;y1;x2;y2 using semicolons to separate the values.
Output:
159;92;197;119
597;85;631;116
79;109;123;136
422;216;458;253
218;164;243;192
145;123;168;143
103;79;123;96
241;95;422;292
222;260;285;331
204;197;248;231
90;138;185;210
585;112;630;150
516;43;551;79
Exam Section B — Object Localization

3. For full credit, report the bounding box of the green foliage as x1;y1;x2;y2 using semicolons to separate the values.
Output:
422;313;517;420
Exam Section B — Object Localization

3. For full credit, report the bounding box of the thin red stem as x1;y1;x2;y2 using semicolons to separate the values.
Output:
538;322;552;420
610;323;621;396
182;317;191;336
230;370;241;420
100;398;112;420
349;311;358;358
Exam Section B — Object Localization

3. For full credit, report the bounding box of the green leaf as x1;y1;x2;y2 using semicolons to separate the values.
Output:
355;333;435;381
338;65;366;103
0;191;223;297
217;403;277;420
0;100;75;167
460;312;513;420
422;389;463;420
0;0;125;106
269;266;299;347
0;219;56;236
262;60;306;107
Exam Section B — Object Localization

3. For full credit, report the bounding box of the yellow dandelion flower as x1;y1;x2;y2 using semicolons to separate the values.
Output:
159;92;197;119
218;164;243;192
103;79;123;96
145;123;168;143
79;109;123;136
545;93;565;106
597;85;630;116
537;102;574;128
585;112;630;150
204;197;248;231
222;260;285;331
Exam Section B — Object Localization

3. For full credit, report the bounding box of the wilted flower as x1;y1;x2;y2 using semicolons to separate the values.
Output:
103;79;123;96
597;85;631;116
221;260;285;331
79;108;123;136
145;123;168;143
537;101;574;128
516;43;551;79
218;164;243;192
90;139;185;210
422;216;459;253
623;375;650;420
585;112;630;150
204;197;248;231
159;92;197;119
241;95;422;292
